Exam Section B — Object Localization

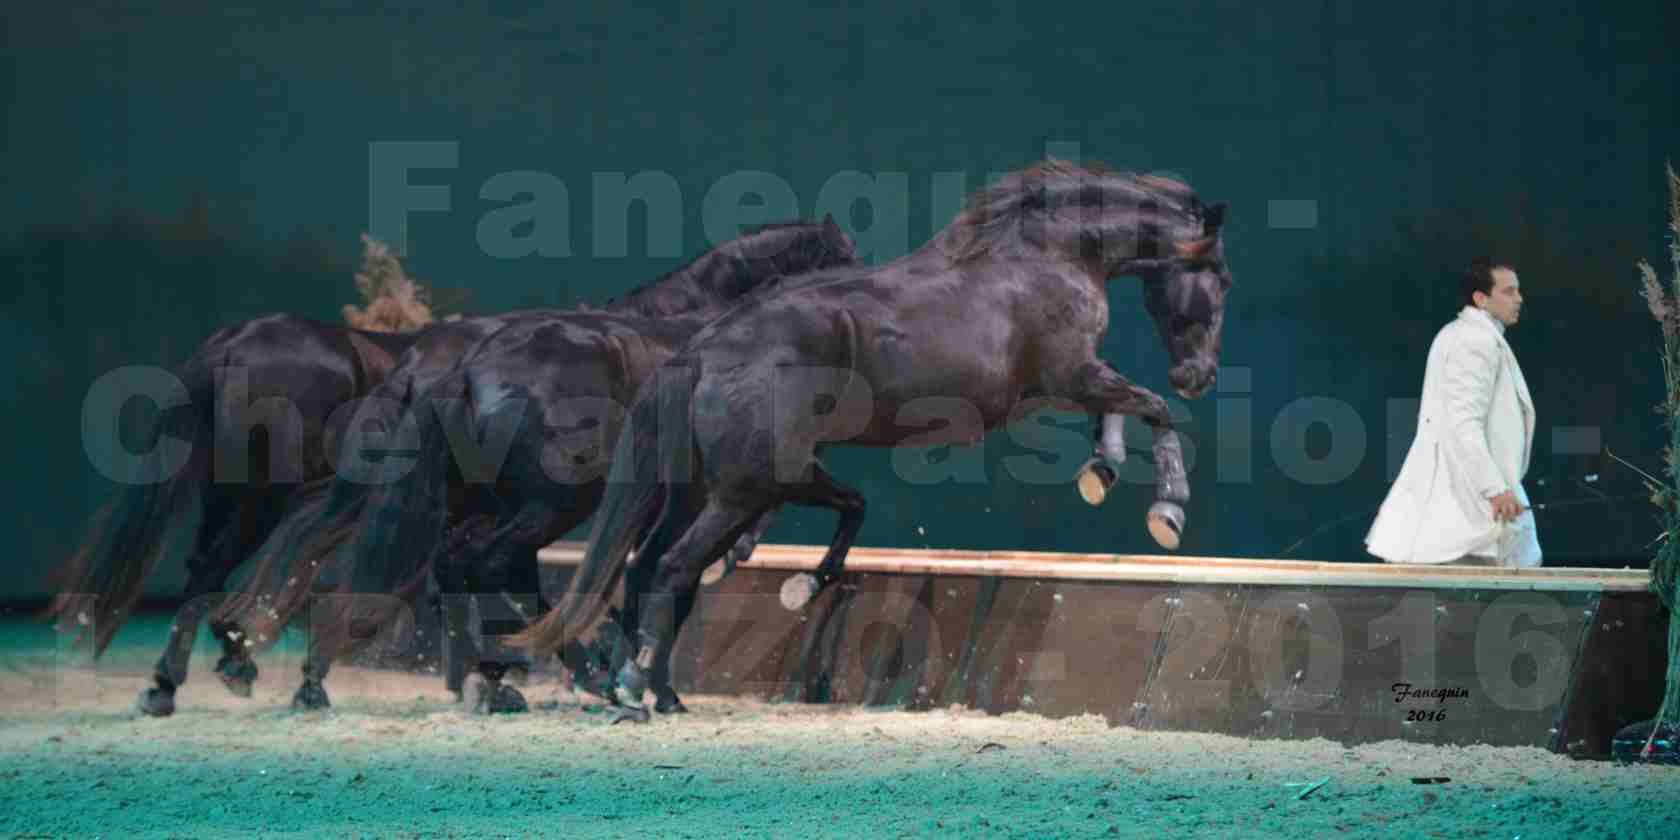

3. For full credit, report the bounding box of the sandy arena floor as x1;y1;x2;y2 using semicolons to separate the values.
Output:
3;620;1679;839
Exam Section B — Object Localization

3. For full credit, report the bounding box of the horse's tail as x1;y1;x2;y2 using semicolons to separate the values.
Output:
216;371;447;648
344;368;464;610
508;367;690;655
45;353;218;656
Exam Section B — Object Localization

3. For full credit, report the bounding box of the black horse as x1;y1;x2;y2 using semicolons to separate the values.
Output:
44;312;479;715
216;219;862;714
45;222;844;718
510;160;1233;723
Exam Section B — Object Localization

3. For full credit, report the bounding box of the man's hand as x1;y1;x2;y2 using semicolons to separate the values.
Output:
1489;490;1524;523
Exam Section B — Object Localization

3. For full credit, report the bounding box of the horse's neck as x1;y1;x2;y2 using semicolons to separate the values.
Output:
901;237;1093;286
601;246;744;319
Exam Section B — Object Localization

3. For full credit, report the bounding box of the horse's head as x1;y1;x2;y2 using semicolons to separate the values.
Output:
1139;199;1230;400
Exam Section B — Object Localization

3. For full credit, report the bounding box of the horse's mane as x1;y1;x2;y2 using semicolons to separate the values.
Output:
603;221;830;318
941;158;1202;263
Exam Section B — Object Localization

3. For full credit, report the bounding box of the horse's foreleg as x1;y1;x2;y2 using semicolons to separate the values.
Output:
1071;363;1188;549
776;465;866;611
700;504;780;586
1075;413;1129;506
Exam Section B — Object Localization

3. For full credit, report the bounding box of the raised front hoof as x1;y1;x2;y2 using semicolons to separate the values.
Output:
291;681;331;711
215;657;258;698
779;573;821;611
608;703;652;725
1076;458;1118;506
1146;501;1185;551
136;686;176;718
654;690;688;715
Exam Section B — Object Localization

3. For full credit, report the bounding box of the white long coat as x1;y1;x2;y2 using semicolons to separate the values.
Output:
1365;307;1541;566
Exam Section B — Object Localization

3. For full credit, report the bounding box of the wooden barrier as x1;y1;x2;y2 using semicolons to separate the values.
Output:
526;542;1666;759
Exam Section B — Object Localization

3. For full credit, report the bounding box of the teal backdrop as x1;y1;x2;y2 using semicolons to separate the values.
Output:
4;1;1679;600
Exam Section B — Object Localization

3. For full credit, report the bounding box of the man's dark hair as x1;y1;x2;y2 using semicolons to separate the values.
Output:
1461;258;1513;307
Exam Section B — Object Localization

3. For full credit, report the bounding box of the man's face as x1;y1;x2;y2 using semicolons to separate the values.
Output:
1475;267;1523;326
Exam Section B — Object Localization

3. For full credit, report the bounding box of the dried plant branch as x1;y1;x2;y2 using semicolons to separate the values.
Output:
342;234;435;333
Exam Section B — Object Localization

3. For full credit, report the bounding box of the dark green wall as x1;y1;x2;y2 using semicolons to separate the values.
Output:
5;1;1679;599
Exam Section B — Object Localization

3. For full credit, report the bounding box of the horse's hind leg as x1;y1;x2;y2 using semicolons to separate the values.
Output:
209;493;291;697
613;496;771;725
437;513;496;700
458;499;591;715
776;464;866;611
292;633;334;711
622;535;703;715
614;491;701;715
139;492;261;716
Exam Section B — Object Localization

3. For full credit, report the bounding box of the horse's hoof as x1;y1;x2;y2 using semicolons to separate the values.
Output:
215;657;258;698
608;703;652;725
779;573;820;611
1147;501;1184;550
654;690;688;715
504;665;530;688
1076;458;1118;506
136;687;176;718
219;676;254;699
475;682;529;715
699;559;728;586
292;682;331;711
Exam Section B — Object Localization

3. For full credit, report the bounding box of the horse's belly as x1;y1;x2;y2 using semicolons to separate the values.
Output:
848;381;1019;446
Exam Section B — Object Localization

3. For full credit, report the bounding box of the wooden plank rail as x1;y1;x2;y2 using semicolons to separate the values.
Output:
536;541;1652;593
488;541;1671;755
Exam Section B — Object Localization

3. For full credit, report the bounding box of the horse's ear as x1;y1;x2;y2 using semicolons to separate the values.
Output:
821;213;857;256
1203;202;1227;233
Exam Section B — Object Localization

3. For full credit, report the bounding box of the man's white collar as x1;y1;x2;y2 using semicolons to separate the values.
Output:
1462;305;1506;335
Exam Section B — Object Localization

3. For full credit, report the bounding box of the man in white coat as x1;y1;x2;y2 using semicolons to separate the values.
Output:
1366;260;1541;567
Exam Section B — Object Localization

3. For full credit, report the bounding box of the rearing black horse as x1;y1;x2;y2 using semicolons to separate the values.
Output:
217;218;863;713
510;160;1233;723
